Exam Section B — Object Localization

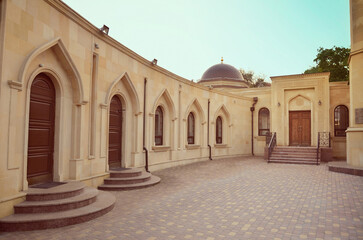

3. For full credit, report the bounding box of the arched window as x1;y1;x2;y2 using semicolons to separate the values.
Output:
258;108;270;136
216;116;223;144
334;105;349;137
187;112;195;144
155;106;163;145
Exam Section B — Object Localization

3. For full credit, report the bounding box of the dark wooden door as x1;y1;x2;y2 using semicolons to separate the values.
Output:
289;111;311;146
108;96;122;169
27;74;55;185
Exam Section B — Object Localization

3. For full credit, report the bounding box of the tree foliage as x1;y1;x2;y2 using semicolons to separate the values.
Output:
304;46;350;82
239;69;270;88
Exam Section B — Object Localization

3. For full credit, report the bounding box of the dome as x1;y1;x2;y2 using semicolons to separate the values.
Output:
200;63;243;81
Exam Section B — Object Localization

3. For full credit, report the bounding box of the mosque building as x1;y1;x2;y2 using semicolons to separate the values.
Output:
0;0;361;231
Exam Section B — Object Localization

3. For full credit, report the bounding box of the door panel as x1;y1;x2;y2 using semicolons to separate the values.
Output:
301;115;311;146
290;116;300;146
27;74;55;185
289;111;311;146
108;96;122;169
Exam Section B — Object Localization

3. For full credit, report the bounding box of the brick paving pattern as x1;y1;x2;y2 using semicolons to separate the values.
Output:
0;157;362;240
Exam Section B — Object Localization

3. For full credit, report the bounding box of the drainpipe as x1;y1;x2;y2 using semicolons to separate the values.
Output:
143;78;150;172
208;99;212;160
250;97;258;156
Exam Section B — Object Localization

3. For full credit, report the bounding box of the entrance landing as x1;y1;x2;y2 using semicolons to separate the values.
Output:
0;182;115;231
329;161;363;176
98;168;161;191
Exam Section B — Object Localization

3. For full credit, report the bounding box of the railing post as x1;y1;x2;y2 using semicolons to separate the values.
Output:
317;132;320;165
267;132;276;163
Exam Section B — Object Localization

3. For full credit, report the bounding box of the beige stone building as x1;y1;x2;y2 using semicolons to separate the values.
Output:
0;0;361;221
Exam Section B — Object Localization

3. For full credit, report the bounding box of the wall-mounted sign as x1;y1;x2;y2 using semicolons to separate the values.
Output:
355;108;363;124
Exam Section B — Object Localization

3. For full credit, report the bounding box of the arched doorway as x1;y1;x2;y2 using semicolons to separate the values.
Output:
289;111;311;146
27;74;56;185
108;96;122;169
288;95;312;146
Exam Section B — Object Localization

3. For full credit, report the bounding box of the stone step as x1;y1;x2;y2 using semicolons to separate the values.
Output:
26;182;85;201
98;175;161;191
272;152;317;156
269;159;319;164
270;156;318;161
274;147;316;152
14;187;98;214
104;172;152;185
0;191;115;232
268;160;319;165
273;150;317;154
109;168;143;178
270;155;318;160
272;150;317;154
271;153;317;158
270;146;320;165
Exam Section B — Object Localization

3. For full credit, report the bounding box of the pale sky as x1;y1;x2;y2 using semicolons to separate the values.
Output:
63;0;350;82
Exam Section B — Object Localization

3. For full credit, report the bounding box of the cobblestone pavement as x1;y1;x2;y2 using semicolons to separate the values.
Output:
1;157;362;240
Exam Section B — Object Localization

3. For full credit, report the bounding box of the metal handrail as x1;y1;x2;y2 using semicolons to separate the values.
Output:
267;132;276;163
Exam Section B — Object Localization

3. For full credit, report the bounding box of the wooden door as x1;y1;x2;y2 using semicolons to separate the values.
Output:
289;111;311;146
108;96;122;169
27;74;55;185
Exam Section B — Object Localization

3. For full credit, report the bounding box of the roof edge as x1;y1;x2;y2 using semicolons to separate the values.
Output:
270;72;330;80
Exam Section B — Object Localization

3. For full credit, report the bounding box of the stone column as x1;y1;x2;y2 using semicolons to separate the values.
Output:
346;0;363;167
7;81;22;170
69;101;87;179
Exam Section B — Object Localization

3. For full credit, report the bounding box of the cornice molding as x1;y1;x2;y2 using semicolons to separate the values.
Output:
329;81;349;89
270;72;330;81
235;87;271;94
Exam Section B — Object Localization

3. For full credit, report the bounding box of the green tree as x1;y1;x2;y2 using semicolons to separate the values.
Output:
239;69;270;88
304;46;350;82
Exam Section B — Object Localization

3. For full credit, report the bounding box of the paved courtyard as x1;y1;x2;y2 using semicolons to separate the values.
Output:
1;157;362;240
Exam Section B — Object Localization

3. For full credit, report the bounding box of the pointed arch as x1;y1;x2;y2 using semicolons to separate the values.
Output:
102;72;141;169
150;89;176;148
213;104;231;123
288;94;312;111
213;104;231;145
19;37;84;104
288;94;311;103
183;98;205;146
184;98;205;122
105;72;140;114
152;89;176;119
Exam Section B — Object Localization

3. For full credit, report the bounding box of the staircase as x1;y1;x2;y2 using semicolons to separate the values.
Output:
0;182;115;232
98;168;161;191
269;146;319;165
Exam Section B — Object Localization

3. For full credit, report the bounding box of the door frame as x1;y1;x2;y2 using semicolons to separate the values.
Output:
27;74;56;185
107;94;126;169
23;70;63;189
289;110;311;146
108;95;123;169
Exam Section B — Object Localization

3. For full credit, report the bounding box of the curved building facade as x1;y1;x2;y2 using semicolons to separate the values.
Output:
0;0;358;223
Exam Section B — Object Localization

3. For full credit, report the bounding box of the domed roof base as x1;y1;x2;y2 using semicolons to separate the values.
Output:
198;61;250;90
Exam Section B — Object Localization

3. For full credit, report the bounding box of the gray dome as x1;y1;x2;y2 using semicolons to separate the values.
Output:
201;63;243;81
